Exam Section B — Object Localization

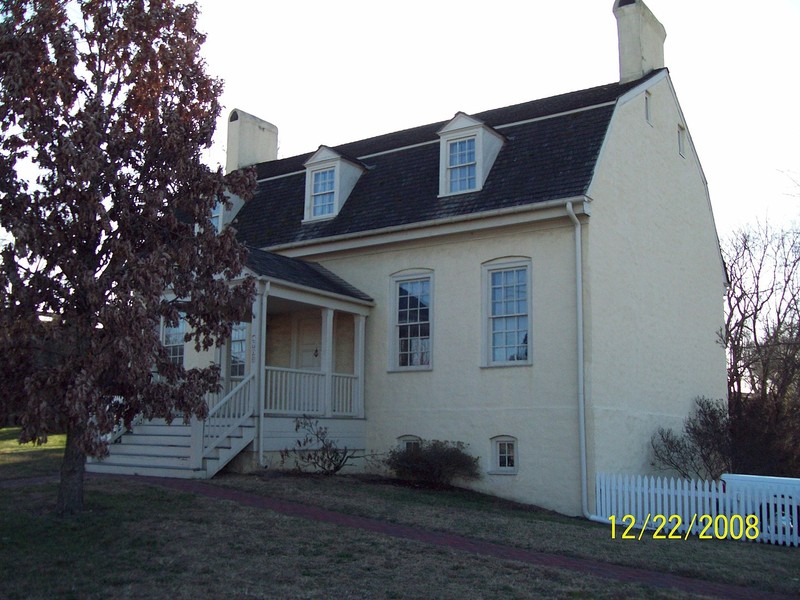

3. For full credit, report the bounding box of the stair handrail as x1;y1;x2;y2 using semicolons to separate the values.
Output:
104;398;143;445
201;372;256;460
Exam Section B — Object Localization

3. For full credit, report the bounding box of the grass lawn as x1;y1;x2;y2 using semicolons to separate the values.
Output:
1;429;798;599
0;427;65;480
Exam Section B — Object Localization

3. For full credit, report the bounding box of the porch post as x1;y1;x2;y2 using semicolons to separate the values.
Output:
256;280;269;467
354;314;366;418
321;308;334;417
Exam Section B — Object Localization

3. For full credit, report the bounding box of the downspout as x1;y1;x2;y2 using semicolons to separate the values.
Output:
258;279;270;467
565;202;606;524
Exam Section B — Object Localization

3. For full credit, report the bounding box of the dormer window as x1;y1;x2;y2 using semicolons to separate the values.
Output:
438;113;504;197
311;168;335;217
210;201;223;233
447;137;477;193
303;146;364;222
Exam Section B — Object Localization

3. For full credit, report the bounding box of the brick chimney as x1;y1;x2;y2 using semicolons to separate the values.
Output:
225;109;278;173
613;0;666;83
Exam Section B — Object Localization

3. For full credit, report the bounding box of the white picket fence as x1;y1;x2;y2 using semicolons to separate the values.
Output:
595;472;799;547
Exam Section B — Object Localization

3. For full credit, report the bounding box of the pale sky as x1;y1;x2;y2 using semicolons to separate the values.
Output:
196;0;800;237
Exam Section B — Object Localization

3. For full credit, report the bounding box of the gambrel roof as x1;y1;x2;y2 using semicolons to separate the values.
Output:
234;70;664;250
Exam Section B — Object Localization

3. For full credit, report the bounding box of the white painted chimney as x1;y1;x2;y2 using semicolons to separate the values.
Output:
613;0;666;84
225;109;278;173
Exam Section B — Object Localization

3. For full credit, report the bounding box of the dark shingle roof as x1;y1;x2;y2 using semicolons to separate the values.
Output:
235;71;663;249
245;248;372;302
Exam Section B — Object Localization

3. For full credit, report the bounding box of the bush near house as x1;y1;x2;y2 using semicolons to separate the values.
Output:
385;440;480;486
280;416;359;475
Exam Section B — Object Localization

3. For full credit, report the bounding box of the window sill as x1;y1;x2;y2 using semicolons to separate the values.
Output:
437;188;480;199
481;361;532;369
388;366;433;373
302;214;336;224
488;469;518;476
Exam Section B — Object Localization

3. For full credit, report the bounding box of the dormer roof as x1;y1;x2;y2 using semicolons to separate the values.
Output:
303;145;366;170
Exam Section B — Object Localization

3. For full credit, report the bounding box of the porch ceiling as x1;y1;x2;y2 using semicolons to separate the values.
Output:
266;296;315;315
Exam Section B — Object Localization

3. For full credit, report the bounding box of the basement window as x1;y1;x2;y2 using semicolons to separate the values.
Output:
490;435;518;474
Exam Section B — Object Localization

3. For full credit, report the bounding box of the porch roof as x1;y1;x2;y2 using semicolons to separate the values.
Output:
246;248;372;303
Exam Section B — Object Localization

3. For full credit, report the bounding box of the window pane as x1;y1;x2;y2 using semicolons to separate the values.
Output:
163;317;185;366
230;322;247;378
448;138;477;192
312;169;335;216
488;266;529;363
397;277;431;367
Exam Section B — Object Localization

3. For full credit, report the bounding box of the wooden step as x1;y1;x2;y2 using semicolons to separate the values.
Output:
95;453;192;468
109;444;189;458
118;434;193;447
132;423;191;436
86;462;203;479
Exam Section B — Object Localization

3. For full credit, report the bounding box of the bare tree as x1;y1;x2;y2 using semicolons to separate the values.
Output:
653;223;800;479
722;224;800;476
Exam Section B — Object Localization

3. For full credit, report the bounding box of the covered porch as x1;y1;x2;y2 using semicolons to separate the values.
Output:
220;249;373;460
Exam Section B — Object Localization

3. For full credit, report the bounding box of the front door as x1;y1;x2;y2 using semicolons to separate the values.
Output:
295;315;321;371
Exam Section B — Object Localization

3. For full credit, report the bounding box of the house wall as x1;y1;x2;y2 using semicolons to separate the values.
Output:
584;75;727;488
310;221;585;514
265;309;356;373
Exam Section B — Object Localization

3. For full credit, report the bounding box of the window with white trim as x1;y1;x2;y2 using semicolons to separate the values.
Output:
491;435;518;474
644;91;652;125
437;113;504;197
162;316;185;366
398;435;422;452
229;322;247;380
447;137;476;193
311;168;335;217
391;272;433;370
210;201;223;233
482;259;532;366
303;147;364;222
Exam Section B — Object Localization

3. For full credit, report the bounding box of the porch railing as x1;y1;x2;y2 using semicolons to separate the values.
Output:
200;372;256;460
332;373;358;416
264;366;360;417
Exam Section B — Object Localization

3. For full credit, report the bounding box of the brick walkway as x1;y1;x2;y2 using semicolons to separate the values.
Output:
127;476;788;600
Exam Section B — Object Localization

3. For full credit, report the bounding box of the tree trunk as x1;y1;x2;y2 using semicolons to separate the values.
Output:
56;421;86;515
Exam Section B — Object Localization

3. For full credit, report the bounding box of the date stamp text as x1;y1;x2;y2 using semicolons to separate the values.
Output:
609;514;760;540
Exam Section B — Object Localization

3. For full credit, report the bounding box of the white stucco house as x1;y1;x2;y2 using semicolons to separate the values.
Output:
88;0;726;516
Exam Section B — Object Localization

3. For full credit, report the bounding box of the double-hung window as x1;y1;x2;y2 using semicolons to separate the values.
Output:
311;168;335;217
448;137;476;193
483;259;532;366
163;316;185;367
229;322;247;380
393;274;432;369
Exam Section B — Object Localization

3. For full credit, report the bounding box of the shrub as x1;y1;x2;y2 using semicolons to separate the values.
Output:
280;416;358;475
385;440;480;486
650;397;732;480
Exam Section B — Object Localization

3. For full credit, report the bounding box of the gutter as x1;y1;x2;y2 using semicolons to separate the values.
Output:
565;201;607;525
269;196;591;257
